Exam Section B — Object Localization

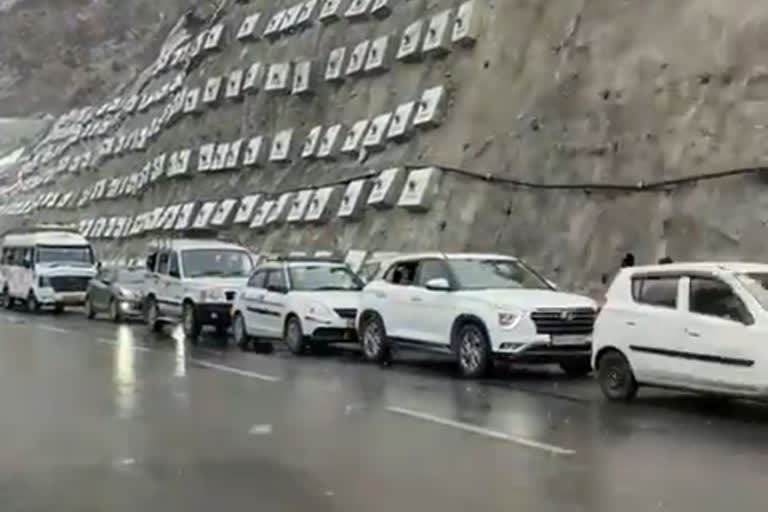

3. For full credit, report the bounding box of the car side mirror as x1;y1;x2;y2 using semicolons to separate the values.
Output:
425;278;450;291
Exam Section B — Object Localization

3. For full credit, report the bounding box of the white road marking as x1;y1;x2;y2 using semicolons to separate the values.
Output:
386;406;575;456
190;359;280;382
248;424;273;435
37;324;72;334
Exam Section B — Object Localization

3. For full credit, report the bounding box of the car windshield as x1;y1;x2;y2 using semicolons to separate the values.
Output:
181;249;253;278
115;269;145;284
36;245;94;266
735;272;768;310
288;264;363;291
448;258;553;290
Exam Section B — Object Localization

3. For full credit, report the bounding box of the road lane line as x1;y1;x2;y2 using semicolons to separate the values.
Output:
386;406;575;456
190;359;280;382
37;324;72;334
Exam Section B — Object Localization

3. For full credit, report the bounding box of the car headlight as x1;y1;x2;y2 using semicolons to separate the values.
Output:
498;311;522;328
305;302;333;320
117;287;135;299
38;276;51;287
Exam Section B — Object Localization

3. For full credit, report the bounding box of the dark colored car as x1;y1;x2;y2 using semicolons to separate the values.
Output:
85;266;145;322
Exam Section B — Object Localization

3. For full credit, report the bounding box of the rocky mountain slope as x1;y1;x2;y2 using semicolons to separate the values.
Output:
4;0;768;294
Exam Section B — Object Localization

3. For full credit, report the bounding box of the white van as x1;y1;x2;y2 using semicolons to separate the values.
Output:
0;225;97;312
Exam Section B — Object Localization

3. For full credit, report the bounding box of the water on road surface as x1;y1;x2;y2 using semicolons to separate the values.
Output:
1;310;768;511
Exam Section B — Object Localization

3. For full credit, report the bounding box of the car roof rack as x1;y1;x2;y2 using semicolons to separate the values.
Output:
266;255;346;263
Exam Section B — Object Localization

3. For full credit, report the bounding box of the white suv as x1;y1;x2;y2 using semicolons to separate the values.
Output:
593;262;768;401
142;238;254;342
231;257;364;353
357;253;598;378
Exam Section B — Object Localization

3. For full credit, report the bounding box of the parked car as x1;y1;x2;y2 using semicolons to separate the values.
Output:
0;225;97;313
85;264;145;322
142;238;254;342
231;257;364;353
357;252;401;283
593;262;768;401
357;253;598;378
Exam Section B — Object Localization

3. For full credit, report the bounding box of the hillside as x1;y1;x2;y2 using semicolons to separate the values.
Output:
4;0;768;294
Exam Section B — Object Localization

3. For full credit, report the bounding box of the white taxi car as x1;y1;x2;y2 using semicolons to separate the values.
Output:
142;238;254;342
593;262;768;401
231;257;364;353
357;253;598;378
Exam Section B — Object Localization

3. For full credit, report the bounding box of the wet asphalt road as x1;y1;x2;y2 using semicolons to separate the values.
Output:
2;311;768;511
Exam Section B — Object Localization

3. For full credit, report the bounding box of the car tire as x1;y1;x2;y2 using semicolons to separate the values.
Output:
233;313;251;351
53;304;64;315
560;358;593;378
455;321;492;379
27;292;40;314
283;315;306;355
109;298;122;323
2;287;13;310
359;313;391;364
144;296;162;333
597;350;638;402
182;302;202;342
85;295;96;319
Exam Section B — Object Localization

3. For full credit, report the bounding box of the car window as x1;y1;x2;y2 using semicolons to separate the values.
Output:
168;252;180;278
265;269;287;291
146;252;157;272
384;260;419;286
415;259;450;287
157;252;169;275
632;276;678;308
689;276;753;324
248;269;267;288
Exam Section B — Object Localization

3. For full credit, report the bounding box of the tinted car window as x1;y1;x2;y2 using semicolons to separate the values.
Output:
415;259;450;287
690;277;753;324
265;269;286;290
248;270;267;288
632;276;678;308
157;252;169;274
384;261;419;286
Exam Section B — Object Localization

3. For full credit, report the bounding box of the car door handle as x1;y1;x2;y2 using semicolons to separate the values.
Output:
686;329;701;338
410;297;423;303
626;321;636;326
374;292;386;299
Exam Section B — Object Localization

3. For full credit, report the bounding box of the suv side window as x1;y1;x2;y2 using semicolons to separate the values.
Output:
157;252;170;275
632;275;678;308
168;252;181;278
689;276;753;325
146;252;157;272
384;260;419;286
265;269;287;291
415;259;451;287
248;269;267;288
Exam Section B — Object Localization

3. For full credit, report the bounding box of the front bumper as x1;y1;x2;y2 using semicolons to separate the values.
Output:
39;291;87;306
493;333;592;363
304;316;358;343
196;303;234;326
118;299;143;316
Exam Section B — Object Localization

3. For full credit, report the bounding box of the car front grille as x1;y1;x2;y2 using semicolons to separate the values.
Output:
530;308;596;335
50;276;91;293
334;308;357;319
225;291;236;302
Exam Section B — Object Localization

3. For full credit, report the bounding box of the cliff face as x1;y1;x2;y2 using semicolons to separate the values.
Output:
5;0;768;294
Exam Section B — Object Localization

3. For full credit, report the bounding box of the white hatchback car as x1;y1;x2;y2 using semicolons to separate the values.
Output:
593;262;768;401
357;253;598;378
231;257;364;353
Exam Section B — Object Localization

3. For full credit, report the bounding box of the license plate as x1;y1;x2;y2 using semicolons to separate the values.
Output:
551;334;588;345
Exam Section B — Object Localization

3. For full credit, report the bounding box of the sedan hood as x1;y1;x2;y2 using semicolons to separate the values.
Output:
291;290;362;309
455;289;597;310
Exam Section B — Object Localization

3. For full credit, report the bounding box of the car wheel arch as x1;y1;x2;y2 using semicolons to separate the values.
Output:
450;314;490;351
358;308;383;330
594;346;628;370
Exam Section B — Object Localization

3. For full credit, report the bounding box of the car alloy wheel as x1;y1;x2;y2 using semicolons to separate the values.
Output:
110;299;120;323
457;323;490;378
145;297;161;332
597;351;638;401
234;314;248;349
284;316;304;355
182;302;201;341
363;320;382;360
2;288;13;310
27;293;39;313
